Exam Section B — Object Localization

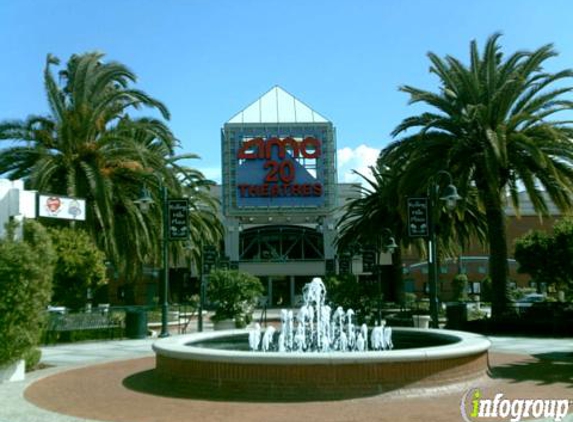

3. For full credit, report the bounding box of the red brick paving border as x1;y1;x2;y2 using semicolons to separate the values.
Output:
24;352;573;422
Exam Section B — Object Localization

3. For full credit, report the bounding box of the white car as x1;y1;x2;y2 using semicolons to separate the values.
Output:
515;293;545;307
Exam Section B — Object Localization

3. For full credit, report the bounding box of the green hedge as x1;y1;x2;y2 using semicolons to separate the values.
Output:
24;348;42;371
0;221;55;366
51;327;124;343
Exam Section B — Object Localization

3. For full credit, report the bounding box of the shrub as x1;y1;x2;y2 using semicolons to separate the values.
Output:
324;274;378;324
404;292;417;306
50;228;107;310
451;274;469;302
207;269;263;327
0;220;55;366
481;277;492;302
24;348;42;371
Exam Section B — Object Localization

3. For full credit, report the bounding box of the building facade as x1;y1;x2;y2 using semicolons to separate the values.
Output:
219;86;377;307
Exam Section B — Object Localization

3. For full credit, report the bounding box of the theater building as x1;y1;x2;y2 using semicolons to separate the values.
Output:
218;86;390;307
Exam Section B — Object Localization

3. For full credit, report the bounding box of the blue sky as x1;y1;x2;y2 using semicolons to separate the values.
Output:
2;0;573;183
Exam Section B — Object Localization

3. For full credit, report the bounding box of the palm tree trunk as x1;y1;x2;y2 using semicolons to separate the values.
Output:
484;194;510;318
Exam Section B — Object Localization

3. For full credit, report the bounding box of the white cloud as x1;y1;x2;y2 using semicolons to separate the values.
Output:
337;144;380;184
196;166;222;184
337;147;355;167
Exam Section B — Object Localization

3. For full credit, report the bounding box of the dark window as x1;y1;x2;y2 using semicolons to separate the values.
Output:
239;225;324;261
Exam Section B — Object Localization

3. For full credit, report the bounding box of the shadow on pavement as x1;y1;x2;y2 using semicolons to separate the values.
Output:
490;352;573;388
122;369;412;402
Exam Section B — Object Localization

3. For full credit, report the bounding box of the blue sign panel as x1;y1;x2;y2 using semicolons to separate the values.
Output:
234;130;326;208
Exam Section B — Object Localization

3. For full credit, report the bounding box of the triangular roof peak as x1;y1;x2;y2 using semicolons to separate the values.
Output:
227;86;329;124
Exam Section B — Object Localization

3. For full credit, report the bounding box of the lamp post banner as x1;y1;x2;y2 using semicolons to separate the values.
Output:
407;197;429;237
362;248;376;273
203;245;218;274
338;254;351;275
167;199;189;240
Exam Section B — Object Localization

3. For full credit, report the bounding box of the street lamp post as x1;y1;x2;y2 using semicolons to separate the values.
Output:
427;170;461;328
377;229;398;325
198;243;205;332
135;182;170;338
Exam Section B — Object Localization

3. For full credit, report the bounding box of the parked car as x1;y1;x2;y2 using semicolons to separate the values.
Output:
515;293;545;308
47;305;67;314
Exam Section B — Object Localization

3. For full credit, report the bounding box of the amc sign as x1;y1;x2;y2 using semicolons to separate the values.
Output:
235;136;325;208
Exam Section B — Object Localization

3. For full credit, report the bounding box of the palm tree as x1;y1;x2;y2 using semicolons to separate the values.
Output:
337;163;406;304
337;161;486;306
0;52;221;279
384;33;573;317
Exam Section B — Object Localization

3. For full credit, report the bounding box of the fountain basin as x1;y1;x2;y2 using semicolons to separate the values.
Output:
153;328;490;401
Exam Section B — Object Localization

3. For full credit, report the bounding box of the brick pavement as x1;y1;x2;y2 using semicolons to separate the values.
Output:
23;351;573;422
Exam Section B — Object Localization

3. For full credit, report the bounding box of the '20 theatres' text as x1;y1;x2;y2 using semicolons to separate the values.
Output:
237;136;323;198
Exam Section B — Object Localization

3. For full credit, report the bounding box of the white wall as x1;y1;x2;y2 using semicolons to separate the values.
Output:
0;179;37;239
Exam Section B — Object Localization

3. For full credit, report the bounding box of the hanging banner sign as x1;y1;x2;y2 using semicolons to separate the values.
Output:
203;245;218;274
167;199;189;240
362;249;376;273
338;254;352;275
38;194;86;221
407;197;429;237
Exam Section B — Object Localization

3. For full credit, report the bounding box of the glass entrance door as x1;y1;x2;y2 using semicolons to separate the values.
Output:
271;276;290;307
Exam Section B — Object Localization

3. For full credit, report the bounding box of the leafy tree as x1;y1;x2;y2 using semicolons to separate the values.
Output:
514;218;573;291
49;227;107;310
551;219;573;289
514;230;554;288
384;34;573;318
0;52;222;281
336;164;406;304
0;220;55;366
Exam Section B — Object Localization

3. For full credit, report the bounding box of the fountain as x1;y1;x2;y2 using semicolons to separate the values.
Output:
249;278;392;353
153;278;491;401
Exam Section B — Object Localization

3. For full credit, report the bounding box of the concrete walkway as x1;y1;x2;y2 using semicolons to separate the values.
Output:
0;333;571;422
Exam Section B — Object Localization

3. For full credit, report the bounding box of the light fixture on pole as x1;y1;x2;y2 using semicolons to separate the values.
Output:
135;181;170;338
383;230;398;254
440;183;462;211
427;170;461;329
